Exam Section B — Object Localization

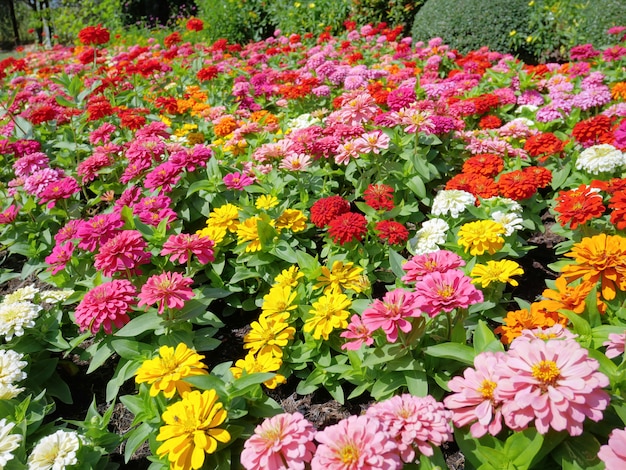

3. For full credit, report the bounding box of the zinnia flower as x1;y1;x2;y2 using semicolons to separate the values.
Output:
311;415;401;470
262;285;298;318
411;218;449;254
161;233;215;265
554;185;606;229
237;216;266;252
135;343;209;398
457;220;506;256
78;24;110;45
431;190;476;218
0;419;21;468
94;230;152;278
327;212;367;245
470;260;524;288
275;209;307;232
310;195;351;228
576;144;626;175
156;389;231;470
230;349;286;389
74;280;137;334
223;171;254;190
341;314;374;350
304;292;351;340
314;260;364;294
137;271;194;315
244;314;295;357
443;352;505;438
207;203;240;232
375;220;409;245
496;338;610;436
0;349;27;399
413;269;484;317
28;430;81;470
604;332;625;359
241;412;316;470
598;428;626;470
0;300;41;340
364;184;395;211
361;289;421;342
402;250;465;284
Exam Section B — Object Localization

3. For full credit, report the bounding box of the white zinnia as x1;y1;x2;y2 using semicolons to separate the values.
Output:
576;144;626;175
411;218;449;254
492;210;524;236
0;301;41;340
0;349;27;386
287;113;319;130
0;418;22;467
2;284;39;304
431;189;476;218
27;430;81;470
39;289;74;303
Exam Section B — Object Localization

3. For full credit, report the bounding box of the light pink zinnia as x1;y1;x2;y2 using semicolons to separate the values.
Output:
160;233;215;265
443;351;506;438
74;280;137;333
497;338;610;436
241;412;316;470
366;394;453;461
341;314;374;350
94;230;152;278
413;269;483;317
361;289;421;343
137;271;194;315
604;332;626;359
598;428;626;470
401;250;465;284
311;415;401;470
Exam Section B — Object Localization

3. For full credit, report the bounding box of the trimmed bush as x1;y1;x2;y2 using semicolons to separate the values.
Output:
576;0;626;48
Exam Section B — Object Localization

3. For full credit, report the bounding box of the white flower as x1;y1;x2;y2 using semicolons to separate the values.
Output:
39;290;74;304
0;383;24;400
431;189;476;218
411;218;449;254
492;210;524;236
482;196;522;213
0;301;41;340
287;113;319;130
28;430;81;470
2;284;39;304
0;349;27;386
0;418;22;467
576;144;626;175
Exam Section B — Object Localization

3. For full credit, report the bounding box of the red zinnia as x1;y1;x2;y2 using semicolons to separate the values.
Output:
446;173;499;200
197;65;219;82
164;31;182;48
375;220;409;245
572;115;614;147
78;24;110;46
555;185;606;229
478;115;502;129
609;189;626;229
74;280;137;334
523;166;552;188
462;153;504;177
310;195;351;228
87;95;114;121
497;170;537;200
138;271;195;315
524;132;566;161
364;184;395;211
186;18;204;32
327;212;368;245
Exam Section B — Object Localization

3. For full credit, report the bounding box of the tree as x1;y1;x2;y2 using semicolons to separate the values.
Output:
7;0;20;45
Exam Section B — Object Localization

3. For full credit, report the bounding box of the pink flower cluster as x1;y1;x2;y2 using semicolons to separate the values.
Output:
444;336;610;438
241;394;452;469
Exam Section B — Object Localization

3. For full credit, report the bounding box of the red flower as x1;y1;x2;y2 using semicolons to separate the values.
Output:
375;220;409;245
446;173;499;200
327;212;368;245
310;195;351;228
117;108;148;130
497;170;537;200
572;115;614;147
94;230;152;277
462;153;504;177
524;132;566;161
138;271;194;315
87;95;114;121
523;166;552;188
186;18;204;32
364;184;395;211
197;65;219;82
555;185;606;229
164;31;182;48
478;115;502;129
28;105;56;125
78;24;110;46
609;189;626;229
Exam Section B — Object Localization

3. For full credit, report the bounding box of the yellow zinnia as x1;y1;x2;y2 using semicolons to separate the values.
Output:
243;313;295;356
471;259;524;287
236;216;264;252
315;260;364;294
256;194;279;210
230;348;286;389
304;292;351;340
196;224;227;245
208;203;240;232
135;343;209;398
457;220;506;256
262;285;297;318
275;209;307;232
273;265;304;288
156;389;230;470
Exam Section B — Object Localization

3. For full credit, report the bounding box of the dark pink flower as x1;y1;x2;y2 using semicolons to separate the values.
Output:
144;162;182;192
76;212;124;252
94;230;151;277
413;269;483;317
223;171;254;190
0;205;18;224
160;233;215;265
241;412;316;470
74;280;137;334
362;288;421;343
138;271;194;314
45;242;75;275
38;176;80;208
13;151;49;178
402;250;466;284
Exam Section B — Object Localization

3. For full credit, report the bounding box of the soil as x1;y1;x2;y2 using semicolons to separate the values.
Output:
0;220;565;469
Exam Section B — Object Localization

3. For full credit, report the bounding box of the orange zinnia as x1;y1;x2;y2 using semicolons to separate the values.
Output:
561;234;626;300
494;303;564;345
537;275;606;315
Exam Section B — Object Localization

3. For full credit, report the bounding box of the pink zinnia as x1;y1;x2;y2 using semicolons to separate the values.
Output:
361;289;421;343
0;205;18;224
311;415;401;470
223;171;254;190
74;280;137;334
137;271;194;315
413;269;483;317
341;314;374;350
241;412;316;470
94;230;152;278
443;351;506;438
497;338;610;436
13;151;49;178
76;212;124;252
38;176;80;208
45;241;75;275
366;394;453;461
598;428;626;470
160;233;215;265
604;332;625;359
401;250;465;284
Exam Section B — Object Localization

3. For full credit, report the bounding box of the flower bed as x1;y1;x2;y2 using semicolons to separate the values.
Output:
1;20;626;470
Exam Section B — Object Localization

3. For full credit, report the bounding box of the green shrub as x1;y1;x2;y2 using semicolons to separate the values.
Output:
196;0;274;44
411;0;534;58
575;0;626;48
348;0;425;34
265;0;350;36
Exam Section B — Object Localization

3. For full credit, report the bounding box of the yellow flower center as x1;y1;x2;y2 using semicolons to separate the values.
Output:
340;443;360;464
260;426;282;444
478;379;497;399
437;283;454;298
531;360;560;386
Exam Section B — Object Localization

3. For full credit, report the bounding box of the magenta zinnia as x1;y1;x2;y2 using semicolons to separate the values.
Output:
402;250;466;284
74;280;137;334
161;233;215;265
138;271;195;315
94;230;152;277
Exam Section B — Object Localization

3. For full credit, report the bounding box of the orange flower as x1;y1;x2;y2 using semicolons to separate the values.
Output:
554;185;606;229
494;303;564;345
561;234;626;300
213;116;238;137
611;82;626;100
537;275;606;315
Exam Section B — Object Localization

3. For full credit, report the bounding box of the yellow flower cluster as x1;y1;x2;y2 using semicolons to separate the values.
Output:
196;203;240;245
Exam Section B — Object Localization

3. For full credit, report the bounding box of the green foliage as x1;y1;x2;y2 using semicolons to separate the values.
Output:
412;0;533;57
265;0;350;36
196;0;274;44
574;0;626;48
50;0;124;45
348;0;425;34
0;2;36;48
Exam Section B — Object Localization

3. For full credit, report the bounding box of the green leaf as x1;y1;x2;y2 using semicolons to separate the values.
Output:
370;371;406;400
503;428;544;469
184;375;228;397
229;372;275;398
404;369;428;396
552;432;604;470
124;422;153;463
406;175;426;198
115;311;163;337
473;320;503;354
295;249;319;276
424;342;475;366
388;248;407;279
87;339;115;374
